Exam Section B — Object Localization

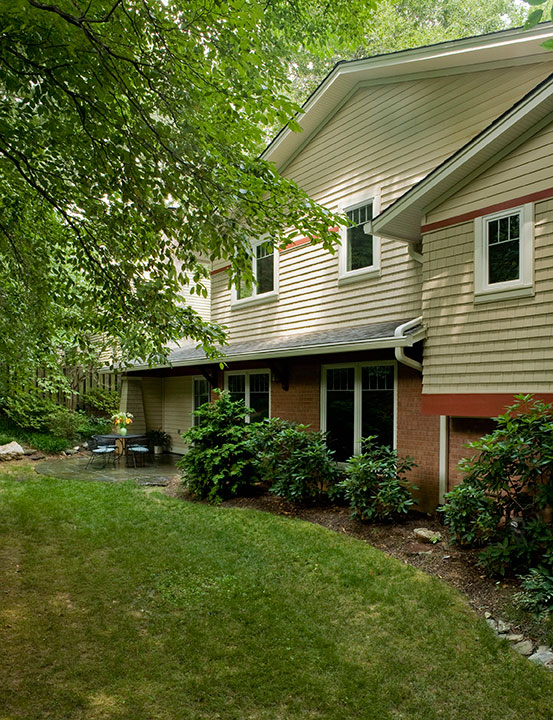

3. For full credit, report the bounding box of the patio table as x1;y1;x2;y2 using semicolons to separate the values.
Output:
96;434;148;464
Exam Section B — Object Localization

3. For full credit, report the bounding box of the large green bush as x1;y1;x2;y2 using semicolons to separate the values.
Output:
254;418;339;503
80;387;120;417
440;395;553;577
178;390;258;503
338;438;416;521
439;484;502;547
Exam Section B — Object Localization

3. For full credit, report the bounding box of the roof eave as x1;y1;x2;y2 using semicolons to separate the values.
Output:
372;73;553;242
124;326;426;374
262;24;553;171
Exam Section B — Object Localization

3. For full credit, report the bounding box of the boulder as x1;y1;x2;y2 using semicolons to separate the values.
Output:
0;441;25;460
413;528;443;544
512;640;534;656
529;647;553;667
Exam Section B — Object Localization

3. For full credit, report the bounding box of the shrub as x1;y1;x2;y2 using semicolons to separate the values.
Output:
23;432;69;454
439;395;553;576
178;390;258;503
75;413;112;440
439;484;502;547
515;567;553;616
254;418;339;503
338;438;416;521
2;392;58;431
46;406;79;441
80;387;120;417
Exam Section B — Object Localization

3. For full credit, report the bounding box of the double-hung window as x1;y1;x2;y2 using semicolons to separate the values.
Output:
321;363;396;462
192;377;210;426
339;194;381;281
474;204;533;302
225;370;270;422
233;239;278;305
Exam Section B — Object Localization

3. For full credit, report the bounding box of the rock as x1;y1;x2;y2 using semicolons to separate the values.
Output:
528;647;553;666
484;612;492;619
413;528;443;544
23;448;37;456
512;640;534;656
496;619;510;634
505;633;524;643
30;453;45;461
82;442;89;449
65;449;78;456
73;446;80;451
0;441;24;456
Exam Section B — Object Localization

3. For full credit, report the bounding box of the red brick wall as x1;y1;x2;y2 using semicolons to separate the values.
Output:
396;366;441;512
271;361;320;429
447;417;496;490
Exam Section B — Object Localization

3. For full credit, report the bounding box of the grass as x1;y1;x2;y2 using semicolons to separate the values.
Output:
1;468;552;720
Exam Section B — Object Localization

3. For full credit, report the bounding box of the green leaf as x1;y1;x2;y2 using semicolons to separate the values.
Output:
525;8;543;27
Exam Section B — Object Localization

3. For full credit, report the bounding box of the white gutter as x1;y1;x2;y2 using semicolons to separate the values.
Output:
394;317;423;372
124;325;426;373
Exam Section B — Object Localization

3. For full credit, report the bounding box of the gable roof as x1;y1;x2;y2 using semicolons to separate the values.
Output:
371;70;553;242
263;24;553;173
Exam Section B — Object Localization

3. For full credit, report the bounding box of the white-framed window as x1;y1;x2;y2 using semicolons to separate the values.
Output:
320;362;396;462
338;192;381;282
474;204;533;303
231;238;279;307
225;369;270;422
192;376;210;426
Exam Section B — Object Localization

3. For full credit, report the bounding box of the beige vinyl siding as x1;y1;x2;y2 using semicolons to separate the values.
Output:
211;62;552;343
142;378;163;431
124;378;147;434
427;123;553;224
162;376;193;453
422;198;553;394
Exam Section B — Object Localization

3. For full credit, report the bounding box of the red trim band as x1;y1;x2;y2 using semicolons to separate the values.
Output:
421;186;553;234
210;265;231;276
422;393;553;417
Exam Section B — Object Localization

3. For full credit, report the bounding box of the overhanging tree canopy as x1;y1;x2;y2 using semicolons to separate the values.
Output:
0;0;379;380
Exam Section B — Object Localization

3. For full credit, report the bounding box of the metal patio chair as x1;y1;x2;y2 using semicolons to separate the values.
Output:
86;435;117;469
126;436;151;468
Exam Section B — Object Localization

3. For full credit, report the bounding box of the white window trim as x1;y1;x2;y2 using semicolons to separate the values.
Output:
231;238;279;308
338;190;382;282
320;360;397;459
224;369;271;421
191;375;210;425
474;203;534;304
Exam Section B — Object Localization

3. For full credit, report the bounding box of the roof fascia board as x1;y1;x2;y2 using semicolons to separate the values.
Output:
127;327;426;373
263;25;553;168
372;77;553;241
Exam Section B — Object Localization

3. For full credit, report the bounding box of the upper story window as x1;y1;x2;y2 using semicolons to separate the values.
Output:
339;193;381;282
474;204;533;303
232;239;278;306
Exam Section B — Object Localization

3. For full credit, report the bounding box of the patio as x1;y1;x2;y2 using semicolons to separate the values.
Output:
36;453;181;487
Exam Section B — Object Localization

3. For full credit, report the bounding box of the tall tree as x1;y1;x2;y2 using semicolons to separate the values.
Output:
0;0;376;383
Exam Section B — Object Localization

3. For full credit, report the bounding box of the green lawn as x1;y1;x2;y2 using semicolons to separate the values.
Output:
1;469;552;720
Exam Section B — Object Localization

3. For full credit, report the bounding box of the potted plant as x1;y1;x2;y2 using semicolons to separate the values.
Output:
147;429;171;455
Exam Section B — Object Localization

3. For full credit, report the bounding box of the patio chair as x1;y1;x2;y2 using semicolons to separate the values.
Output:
126;436;151;468
86;435;117;469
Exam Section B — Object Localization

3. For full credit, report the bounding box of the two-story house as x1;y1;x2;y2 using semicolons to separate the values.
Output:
121;24;553;511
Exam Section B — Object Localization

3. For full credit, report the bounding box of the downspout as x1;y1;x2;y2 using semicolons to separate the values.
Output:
408;243;423;264
394;317;423;373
